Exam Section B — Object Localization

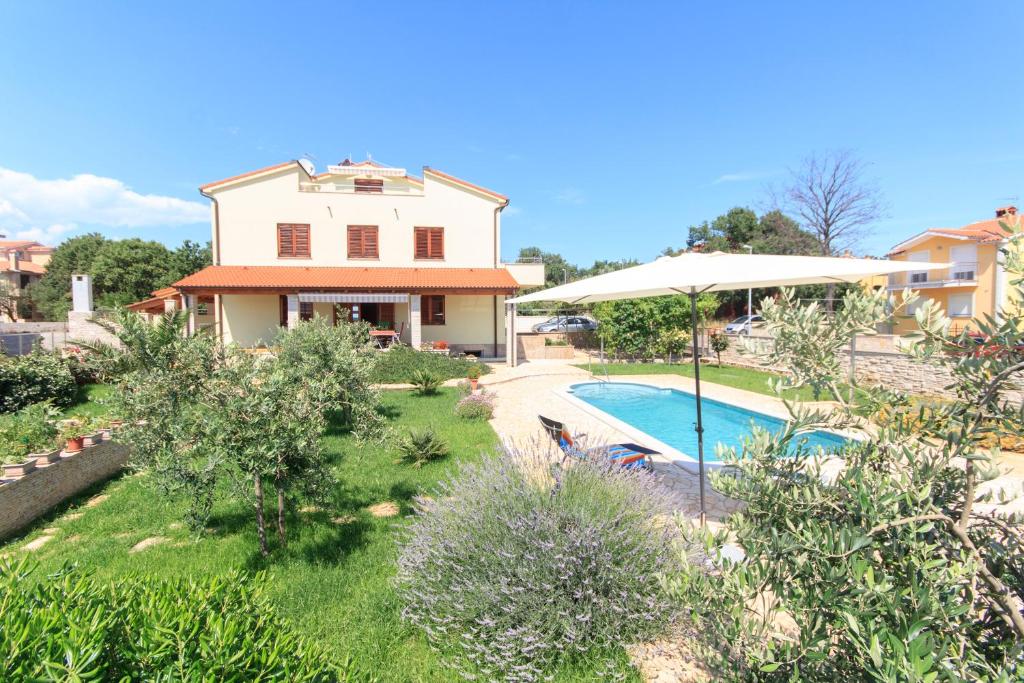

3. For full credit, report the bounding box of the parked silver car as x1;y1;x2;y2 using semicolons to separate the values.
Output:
723;314;764;335
532;316;599;333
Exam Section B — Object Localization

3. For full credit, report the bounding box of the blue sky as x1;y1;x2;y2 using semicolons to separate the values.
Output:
0;1;1021;263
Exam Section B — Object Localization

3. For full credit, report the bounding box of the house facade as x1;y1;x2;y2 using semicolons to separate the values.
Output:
166;159;543;356
0;240;54;321
886;206;1021;333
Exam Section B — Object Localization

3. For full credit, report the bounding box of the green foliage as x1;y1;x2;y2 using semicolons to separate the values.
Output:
453;393;494;420
667;218;1024;680
0;347;77;413
410;369;442;396
78;308;191;380
398;447;680;680
466;364;482;380
543;336;569;346
28;233;211;320
0;558;365;682
398;426;449;467
592;293;717;360
0;402;59;463
371;344;490;383
656;327;691;363
514;247;639;314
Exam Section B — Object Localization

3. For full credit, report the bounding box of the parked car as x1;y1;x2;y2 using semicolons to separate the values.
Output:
723;315;764;335
532;316;599;333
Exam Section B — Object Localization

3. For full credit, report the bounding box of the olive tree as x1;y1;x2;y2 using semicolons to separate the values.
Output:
667;219;1024;680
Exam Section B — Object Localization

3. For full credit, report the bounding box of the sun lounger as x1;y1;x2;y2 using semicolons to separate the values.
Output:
538;415;656;470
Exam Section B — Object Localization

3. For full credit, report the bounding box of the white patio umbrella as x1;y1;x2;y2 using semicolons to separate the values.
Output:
508;251;947;523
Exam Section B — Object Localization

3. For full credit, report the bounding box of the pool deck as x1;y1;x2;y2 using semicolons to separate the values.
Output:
482;359;1024;524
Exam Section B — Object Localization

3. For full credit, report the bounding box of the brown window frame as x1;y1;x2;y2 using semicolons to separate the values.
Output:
354;178;384;194
347;225;379;259
414;227;445;260
421;295;446;325
277;223;311;258
279;295;289;327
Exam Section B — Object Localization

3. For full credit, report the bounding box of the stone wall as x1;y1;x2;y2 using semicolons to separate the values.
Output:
67;311;121;348
714;333;1023;403
517;332;575;360
0;439;129;540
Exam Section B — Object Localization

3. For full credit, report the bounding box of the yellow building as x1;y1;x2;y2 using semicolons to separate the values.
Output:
886;206;1021;334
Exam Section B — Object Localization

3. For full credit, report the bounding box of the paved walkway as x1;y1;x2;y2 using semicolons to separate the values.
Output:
482;359;748;522
482;359;1024;523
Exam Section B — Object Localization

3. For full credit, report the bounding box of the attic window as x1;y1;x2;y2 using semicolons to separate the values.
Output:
354;178;383;194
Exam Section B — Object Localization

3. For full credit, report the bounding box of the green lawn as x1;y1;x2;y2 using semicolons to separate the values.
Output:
4;387;638;681
574;361;823;401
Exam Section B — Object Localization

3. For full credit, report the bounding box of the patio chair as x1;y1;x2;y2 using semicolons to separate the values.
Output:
538;415;656;470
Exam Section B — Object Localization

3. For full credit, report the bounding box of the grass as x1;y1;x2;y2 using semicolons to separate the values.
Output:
61;383;113;418
574;360;824;401
4;387;639;681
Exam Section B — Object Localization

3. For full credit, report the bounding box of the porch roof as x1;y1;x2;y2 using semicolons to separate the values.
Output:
171;265;520;295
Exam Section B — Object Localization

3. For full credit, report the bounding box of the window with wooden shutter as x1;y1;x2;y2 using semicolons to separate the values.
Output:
347;225;379;259
277;223;311;258
414;227;444;260
422;295;445;325
354;178;383;193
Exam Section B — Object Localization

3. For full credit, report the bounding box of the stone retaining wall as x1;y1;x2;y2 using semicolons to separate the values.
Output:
517;332;575;359
714;333;1023;403
0;439;129;540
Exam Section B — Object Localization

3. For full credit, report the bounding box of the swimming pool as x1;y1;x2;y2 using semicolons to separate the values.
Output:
567;382;849;463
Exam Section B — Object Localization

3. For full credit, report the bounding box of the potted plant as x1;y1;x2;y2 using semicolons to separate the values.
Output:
467;364;482;392
60;416;92;454
0;402;59;474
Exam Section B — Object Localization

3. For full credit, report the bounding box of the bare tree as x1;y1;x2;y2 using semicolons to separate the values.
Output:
776;150;885;257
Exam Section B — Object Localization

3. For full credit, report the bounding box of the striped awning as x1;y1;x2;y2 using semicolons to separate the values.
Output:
298;293;409;304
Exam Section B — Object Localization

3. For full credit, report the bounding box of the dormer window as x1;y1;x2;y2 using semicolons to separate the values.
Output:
354;178;383;194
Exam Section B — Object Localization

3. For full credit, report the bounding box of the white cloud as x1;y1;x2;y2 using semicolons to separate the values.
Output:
0;167;207;242
712;170;776;184
553;188;586;205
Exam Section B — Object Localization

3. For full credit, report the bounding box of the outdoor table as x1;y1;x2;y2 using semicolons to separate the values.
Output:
370;329;399;349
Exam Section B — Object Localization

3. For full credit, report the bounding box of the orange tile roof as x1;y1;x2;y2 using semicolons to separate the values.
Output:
423;168;508;202
172;265;520;293
0;261;46;274
0;240;43;250
929;221;1011;243
200;161;298;191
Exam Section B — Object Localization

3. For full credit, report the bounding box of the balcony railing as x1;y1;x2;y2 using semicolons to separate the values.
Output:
502;255;543;264
887;262;978;289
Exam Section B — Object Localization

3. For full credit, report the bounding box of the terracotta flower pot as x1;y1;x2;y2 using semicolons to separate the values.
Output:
64;436;85;453
31;449;62;465
83;433;101;447
100;428;112;440
3;460;36;477
470;378;479;391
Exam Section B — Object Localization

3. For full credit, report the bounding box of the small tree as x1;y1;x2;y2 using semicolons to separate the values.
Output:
708;331;729;367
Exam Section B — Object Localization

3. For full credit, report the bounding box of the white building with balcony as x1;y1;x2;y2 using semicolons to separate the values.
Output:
145;158;543;359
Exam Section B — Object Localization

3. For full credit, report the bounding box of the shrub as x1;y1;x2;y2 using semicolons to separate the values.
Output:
708;330;729;366
543;337;569;346
397;427;449;467
453;393;494;420
0;402;59;464
0;348;76;414
398;447;680;680
0;558;369;681
410;369;441;396
371;345;490;383
466;363;482;380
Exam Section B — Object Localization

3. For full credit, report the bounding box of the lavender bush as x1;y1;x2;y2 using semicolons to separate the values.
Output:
453;392;494;420
397;445;680;681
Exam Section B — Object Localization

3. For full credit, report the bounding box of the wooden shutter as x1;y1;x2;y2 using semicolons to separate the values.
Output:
279;295;288;327
414;227;444;260
422;295;445;325
347;226;379;259
378;302;395;327
277;223;311;258
354;178;383;193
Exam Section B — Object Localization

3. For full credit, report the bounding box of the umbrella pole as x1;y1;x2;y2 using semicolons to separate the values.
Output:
689;291;707;526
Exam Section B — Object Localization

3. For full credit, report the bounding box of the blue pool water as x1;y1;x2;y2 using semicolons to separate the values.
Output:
569;382;849;462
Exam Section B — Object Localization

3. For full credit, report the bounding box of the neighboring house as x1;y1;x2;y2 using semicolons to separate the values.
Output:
151;158;543;356
0;239;54;321
886;206;1022;333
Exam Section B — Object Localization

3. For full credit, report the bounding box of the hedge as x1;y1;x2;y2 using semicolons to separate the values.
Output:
0;348;76;414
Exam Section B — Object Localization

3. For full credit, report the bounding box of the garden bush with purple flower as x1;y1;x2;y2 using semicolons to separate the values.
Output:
453;392;494;420
397;446;680;681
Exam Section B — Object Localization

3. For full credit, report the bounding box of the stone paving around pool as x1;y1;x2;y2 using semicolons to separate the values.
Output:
481;359;1024;523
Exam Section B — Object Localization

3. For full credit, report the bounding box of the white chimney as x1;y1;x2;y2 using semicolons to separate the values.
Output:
71;274;94;312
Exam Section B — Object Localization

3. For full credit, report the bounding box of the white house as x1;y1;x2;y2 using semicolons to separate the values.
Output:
159;158;543;357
